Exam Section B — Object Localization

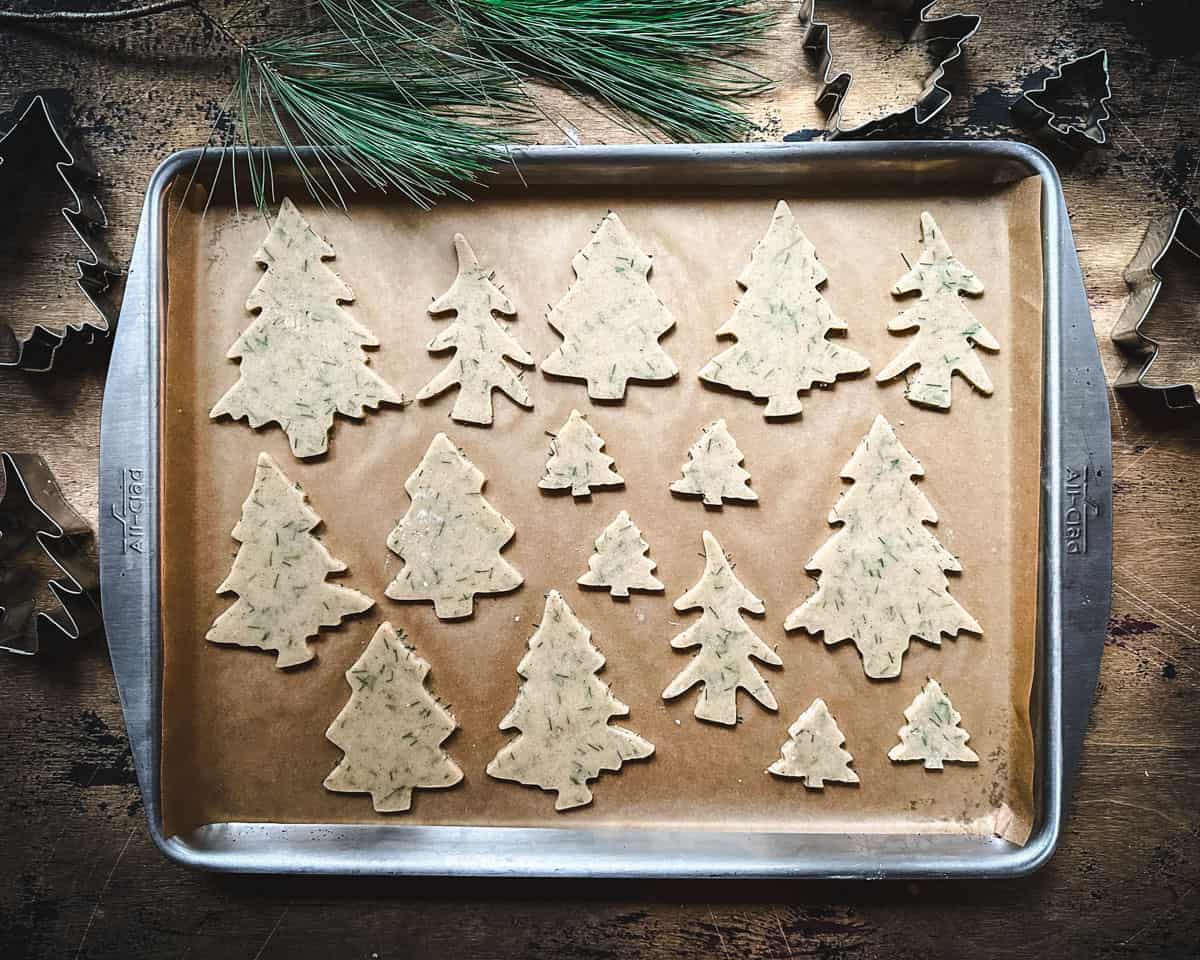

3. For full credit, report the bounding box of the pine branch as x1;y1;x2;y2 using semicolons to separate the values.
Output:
0;0;190;21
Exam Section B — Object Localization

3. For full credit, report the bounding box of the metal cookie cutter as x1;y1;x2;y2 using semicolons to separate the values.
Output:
0;451;102;655
1013;49;1112;152
1111;208;1200;412
787;0;982;140
0;90;122;372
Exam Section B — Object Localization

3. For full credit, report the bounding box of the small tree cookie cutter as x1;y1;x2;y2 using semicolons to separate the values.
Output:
1111;208;1200;412
788;0;981;139
0;451;102;655
0;90;122;372
1012;49;1113;152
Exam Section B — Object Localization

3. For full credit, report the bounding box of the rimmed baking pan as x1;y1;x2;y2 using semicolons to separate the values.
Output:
100;141;1111;877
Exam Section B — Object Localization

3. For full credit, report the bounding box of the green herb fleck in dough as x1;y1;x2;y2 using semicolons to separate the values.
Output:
662;531;779;726
768;698;859;788
385;433;522;620
699;200;869;418
324;622;463;813
209;198;404;458
541;212;679;400
539;409;624;498
670;419;757;507
486;590;654;811
876;211;999;410
784;415;981;679
888;678;979;769
206;452;373;668
577;510;663;598
417;234;534;426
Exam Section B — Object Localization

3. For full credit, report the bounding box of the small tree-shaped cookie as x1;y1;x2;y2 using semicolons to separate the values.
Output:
662;530;779;725
539;409;624;497
417;233;534;425
785;415;981;679
385;433;522;619
700;201;869;417
876;211;999;409
207;452;373;668
210;197;403;458
324;622;463;812
670;419;757;507
768;698;859;788
577;510;664;598
487;590;654;810
541;212;679;400
889;678;979;769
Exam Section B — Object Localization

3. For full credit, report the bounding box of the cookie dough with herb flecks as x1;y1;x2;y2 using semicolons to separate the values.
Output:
539;409;624;497
888;678;980;769
669;418;757;507
768;698;859;788
577;510;664;598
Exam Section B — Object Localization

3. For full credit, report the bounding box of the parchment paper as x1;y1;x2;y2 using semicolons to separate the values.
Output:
160;175;1043;843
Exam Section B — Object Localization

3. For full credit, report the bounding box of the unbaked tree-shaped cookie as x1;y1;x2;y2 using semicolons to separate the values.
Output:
207;452;373;668
385;433;522;619
210;197;403;458
538;409;624;497
669;419;757;506
417;233;534;425
768;698;859;788
785;415;981;679
577;510;664;598
699;201;869;417
487;590;654;810
324;621;463;812
662;530;779;725
541;212;679;399
888;678;979;769
876;211;999;409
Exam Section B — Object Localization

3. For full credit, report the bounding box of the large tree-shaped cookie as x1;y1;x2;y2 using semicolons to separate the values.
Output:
670;419;757;506
417;233;534;425
785;415;981;679
876;211;999;409
324;622;463;812
888;678;979;769
487;590;654;810
385;433;522;619
768;698;859;789
662;530;780;725
207;452;373;668
538;409;624;497
699;201;869;417
577;510;663;598
210;197;403;458
541;212;679;399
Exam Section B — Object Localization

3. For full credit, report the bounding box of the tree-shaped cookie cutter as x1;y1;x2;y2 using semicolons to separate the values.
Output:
788;0;981;139
0;451;101;655
0;90;122;372
1111;208;1200;412
1012;49;1113;152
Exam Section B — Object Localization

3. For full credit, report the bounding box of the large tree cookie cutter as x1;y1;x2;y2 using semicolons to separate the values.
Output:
0;90;122;372
1012;49;1112;153
0;451;101;655
1111;208;1200;412
788;0;981;140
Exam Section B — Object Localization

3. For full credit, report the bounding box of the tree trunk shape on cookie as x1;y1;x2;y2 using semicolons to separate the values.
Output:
784;415;981;679
875;211;999;410
417;233;534;425
539;409;624;497
768;698;859;788
209;197;403;458
577;510;664;598
541;212;679;400
670;419;757;507
662;530;779;725
888;678;979;769
206;452;374;668
699;201;869;418
324;622;463;812
487;590;654;810
385;433;523;619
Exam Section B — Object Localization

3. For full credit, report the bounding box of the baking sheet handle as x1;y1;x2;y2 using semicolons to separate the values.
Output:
98;180;161;827
1054;183;1112;802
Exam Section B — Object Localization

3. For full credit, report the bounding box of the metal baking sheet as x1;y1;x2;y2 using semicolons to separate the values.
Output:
99;142;1112;878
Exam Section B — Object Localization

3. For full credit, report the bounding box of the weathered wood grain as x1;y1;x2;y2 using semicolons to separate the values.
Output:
1;2;1198;957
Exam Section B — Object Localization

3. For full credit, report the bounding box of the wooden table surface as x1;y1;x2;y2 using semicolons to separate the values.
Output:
2;2;1197;957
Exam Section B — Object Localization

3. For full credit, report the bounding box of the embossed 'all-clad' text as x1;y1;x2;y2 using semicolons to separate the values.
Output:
113;467;146;554
1064;465;1089;556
